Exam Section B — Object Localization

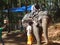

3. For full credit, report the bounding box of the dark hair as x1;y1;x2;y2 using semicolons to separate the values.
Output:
35;3;40;9
28;21;33;25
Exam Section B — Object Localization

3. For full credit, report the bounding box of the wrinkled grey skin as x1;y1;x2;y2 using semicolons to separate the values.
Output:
22;11;51;45
22;13;33;27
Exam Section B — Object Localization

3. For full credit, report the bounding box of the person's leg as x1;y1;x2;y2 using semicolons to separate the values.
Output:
0;38;4;45
27;35;33;45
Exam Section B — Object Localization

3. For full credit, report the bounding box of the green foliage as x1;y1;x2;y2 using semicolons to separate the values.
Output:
1;0;60;26
3;0;8;4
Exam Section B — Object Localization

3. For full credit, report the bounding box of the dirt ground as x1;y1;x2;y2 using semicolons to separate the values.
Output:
0;23;60;45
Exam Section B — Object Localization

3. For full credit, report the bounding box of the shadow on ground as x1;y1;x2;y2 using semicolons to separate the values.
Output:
2;32;27;45
0;32;60;45
47;42;60;45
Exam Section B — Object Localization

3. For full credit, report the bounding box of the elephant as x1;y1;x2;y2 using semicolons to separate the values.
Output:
22;11;52;45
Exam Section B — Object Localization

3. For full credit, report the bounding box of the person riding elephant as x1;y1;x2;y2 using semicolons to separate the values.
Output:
22;1;51;45
31;1;40;15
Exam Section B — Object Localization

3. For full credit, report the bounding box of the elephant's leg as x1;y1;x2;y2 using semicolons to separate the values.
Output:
42;18;49;44
39;26;43;43
33;24;41;45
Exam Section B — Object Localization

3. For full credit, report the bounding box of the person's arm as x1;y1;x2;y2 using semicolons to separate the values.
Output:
1;25;6;29
26;26;28;32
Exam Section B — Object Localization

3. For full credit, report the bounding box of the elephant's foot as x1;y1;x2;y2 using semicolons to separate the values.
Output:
44;38;49;44
27;44;32;45
43;40;49;45
37;43;42;45
37;42;41;45
44;40;53;45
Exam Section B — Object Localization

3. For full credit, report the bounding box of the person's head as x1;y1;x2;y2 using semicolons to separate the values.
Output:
28;21;33;26
34;1;40;9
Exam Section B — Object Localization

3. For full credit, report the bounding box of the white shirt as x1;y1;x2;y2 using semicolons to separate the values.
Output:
31;4;37;13
26;25;32;36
